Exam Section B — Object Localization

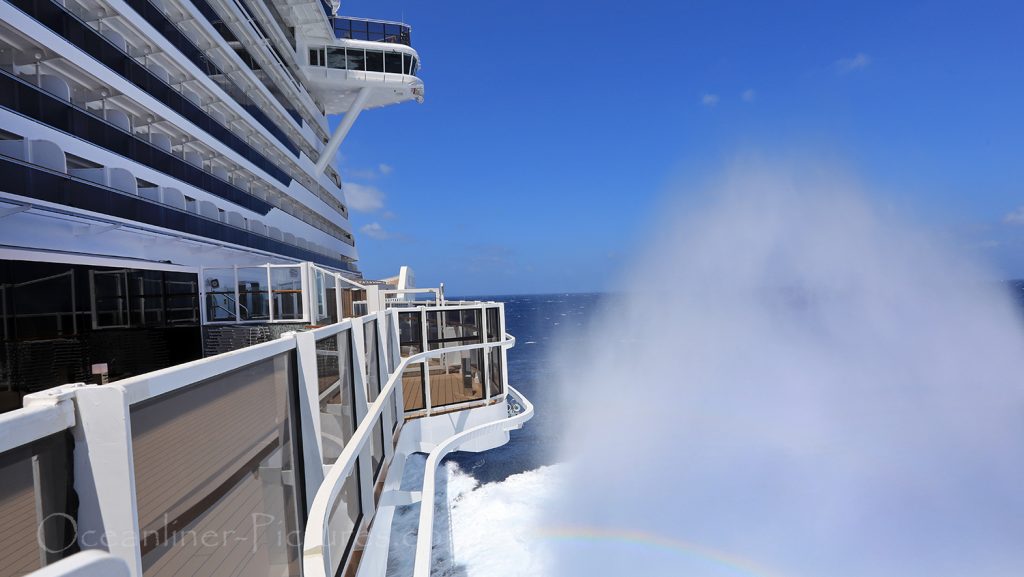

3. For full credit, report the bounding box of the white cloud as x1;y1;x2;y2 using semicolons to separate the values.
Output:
835;52;871;73
378;163;393;175
1004;207;1024;225
360;222;391;240
702;93;720;107
343;182;385;212
741;88;756;102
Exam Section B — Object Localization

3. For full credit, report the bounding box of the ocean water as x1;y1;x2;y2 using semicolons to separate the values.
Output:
445;293;604;483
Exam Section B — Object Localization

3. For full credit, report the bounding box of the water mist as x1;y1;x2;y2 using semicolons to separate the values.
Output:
545;164;1024;577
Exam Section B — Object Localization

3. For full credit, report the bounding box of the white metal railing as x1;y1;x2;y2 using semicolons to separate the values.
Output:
0;302;518;577
301;331;517;577
25;550;130;577
413;385;534;577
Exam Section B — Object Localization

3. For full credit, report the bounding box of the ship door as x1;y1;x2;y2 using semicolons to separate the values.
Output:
89;269;130;329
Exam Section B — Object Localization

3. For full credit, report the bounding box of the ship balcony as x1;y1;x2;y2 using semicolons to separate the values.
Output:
301;41;423;115
0;299;526;577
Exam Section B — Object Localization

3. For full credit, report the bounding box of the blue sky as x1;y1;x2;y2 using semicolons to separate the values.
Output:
334;0;1024;295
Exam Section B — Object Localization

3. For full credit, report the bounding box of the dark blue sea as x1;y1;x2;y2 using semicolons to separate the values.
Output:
446;293;604;483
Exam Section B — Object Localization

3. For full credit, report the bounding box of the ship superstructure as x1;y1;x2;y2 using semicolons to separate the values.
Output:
0;0;421;401
0;0;533;576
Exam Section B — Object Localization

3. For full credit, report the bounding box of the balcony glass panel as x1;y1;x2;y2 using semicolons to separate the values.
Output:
0;433;75;574
131;353;304;577
424;309;485;407
326;463;362;576
363;319;386;476
271;267;303;320
318;331;358;464
237;267;270;321
203;268;236;322
489;346;503;396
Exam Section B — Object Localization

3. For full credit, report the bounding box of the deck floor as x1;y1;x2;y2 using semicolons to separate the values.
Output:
402;362;485;411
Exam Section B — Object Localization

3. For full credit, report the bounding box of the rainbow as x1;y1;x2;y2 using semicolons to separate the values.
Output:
536;526;791;577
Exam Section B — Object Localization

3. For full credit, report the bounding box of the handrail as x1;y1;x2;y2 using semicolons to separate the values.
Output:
413;384;534;577
301;331;517;577
0;400;76;455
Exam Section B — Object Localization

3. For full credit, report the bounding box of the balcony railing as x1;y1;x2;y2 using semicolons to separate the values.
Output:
0;303;521;577
332;16;411;46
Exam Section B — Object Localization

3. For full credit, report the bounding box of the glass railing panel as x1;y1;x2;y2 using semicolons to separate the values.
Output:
397;311;423;357
270;267;303;321
370;418;385;478
237;267;270;321
129;353;304;577
0;433;75;576
401;362;426;412
362;319;387;476
486;307;501;342
326;464;362;577
202;268;236;322
489;346;503;396
427;347;485;408
318;330;358;465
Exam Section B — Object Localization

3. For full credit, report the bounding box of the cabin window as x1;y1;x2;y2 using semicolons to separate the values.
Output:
366;50;384;72
384;52;402;74
326;47;346;69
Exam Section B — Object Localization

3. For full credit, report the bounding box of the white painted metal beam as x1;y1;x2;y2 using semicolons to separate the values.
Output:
314;87;372;175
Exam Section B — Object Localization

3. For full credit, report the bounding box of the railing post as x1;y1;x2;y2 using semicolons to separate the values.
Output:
291;330;325;512
420;307;431;415
375;313;395;460
387;309;405;424
499;303;510;396
72;384;143;577
349;316;377;525
481;304;490;399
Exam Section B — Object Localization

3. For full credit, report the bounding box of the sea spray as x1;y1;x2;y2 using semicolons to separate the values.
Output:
546;163;1024;576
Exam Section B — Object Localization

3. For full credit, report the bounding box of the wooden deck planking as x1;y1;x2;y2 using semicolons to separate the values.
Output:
0;472;41;577
131;365;285;534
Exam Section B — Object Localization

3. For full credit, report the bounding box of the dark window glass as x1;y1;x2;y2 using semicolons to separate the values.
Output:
384;52;402;74
346;49;366;71
326;47;347;69
366;50;384;72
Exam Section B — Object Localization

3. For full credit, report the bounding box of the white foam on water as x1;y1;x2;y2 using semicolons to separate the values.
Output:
387;459;563;577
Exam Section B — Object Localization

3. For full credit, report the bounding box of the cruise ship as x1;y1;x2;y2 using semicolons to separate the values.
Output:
0;0;533;575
